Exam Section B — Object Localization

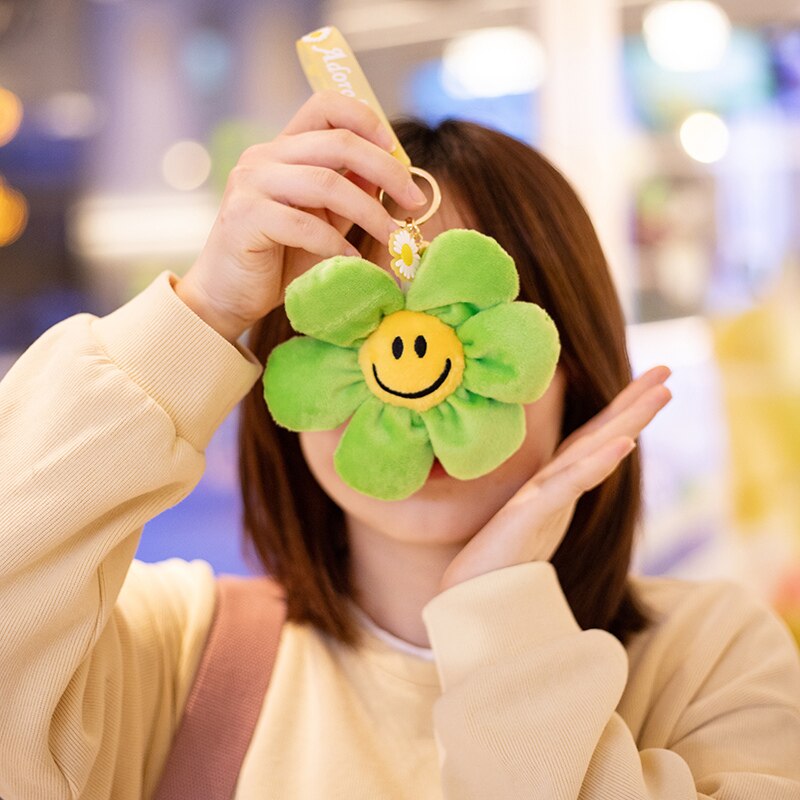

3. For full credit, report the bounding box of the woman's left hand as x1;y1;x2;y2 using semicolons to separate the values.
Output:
439;365;673;593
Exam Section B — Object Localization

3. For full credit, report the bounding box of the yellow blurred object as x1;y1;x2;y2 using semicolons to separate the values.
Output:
711;264;800;640
296;26;411;168
710;267;800;530
0;178;29;245
0;85;23;147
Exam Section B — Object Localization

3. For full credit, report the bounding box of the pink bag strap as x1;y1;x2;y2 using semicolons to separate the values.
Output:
152;574;287;800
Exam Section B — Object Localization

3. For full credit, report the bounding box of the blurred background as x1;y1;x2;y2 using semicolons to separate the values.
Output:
1;0;798;640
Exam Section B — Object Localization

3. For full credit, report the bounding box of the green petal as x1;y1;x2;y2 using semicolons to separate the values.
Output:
264;336;369;430
458;302;561;403
405;229;519;314
334;396;433;500
421;387;525;480
423;301;481;328
285;256;405;347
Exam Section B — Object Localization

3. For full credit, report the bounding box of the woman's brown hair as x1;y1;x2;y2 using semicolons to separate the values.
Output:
238;117;655;650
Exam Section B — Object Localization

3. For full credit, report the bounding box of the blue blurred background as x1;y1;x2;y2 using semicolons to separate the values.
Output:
1;0;799;637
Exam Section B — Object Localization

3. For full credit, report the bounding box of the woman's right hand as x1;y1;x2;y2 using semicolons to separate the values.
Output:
174;90;428;343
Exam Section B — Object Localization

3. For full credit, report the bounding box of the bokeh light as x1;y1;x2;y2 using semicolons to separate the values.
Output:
643;1;732;72
624;29;772;129
0;86;23;147
181;28;232;95
0;178;29;246
161;140;212;191
410;59;539;144
41;92;103;140
442;27;546;99
679;111;730;163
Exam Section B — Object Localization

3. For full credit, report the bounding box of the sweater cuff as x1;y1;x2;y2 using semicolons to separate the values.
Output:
422;561;582;690
91;270;264;451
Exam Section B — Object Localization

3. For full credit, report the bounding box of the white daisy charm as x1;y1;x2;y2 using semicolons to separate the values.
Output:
379;167;440;284
388;226;422;281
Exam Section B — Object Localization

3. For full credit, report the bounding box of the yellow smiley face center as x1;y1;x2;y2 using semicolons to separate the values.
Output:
358;310;465;412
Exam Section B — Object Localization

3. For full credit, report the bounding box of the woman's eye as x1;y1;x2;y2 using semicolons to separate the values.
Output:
392;336;403;359
414;335;427;358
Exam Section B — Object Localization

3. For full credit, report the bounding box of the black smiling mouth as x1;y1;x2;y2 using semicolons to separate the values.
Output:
372;359;452;399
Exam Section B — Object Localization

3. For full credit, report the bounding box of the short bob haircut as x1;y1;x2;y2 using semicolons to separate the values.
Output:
238;117;655;649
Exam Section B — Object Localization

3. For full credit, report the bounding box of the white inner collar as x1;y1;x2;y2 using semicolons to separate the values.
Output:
349;601;436;662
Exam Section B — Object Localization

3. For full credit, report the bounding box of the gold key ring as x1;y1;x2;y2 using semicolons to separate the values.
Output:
379;167;442;284
378;166;442;227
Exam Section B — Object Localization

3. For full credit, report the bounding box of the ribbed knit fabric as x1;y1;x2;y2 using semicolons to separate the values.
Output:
1;269;799;800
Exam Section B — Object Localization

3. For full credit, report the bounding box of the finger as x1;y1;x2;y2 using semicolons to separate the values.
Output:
270;128;425;212
281;90;395;152
489;436;635;536
305;205;347;238
261;163;397;247
542;382;670;480
300;175;375;246
259;199;360;259
343;169;377;198
535;436;636;515
326;171;378;237
557;365;671;453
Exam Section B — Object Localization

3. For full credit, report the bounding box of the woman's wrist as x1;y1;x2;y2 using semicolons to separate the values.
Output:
173;276;250;345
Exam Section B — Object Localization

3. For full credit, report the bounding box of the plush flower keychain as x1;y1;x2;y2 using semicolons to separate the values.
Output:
263;166;561;500
265;27;560;499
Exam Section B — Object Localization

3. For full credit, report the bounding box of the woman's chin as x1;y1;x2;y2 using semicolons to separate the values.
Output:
298;427;539;545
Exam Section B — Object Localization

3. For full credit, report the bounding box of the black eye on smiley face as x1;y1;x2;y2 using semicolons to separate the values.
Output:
375;333;451;399
392;334;426;360
358;310;465;412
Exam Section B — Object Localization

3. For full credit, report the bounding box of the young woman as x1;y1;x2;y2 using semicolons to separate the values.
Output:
1;90;798;799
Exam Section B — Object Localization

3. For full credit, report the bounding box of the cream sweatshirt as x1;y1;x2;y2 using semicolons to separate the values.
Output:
1;270;799;800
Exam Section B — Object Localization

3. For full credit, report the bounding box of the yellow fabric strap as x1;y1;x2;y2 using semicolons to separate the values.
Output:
296;25;411;167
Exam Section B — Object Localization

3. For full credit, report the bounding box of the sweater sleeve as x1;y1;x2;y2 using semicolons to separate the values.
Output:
0;270;264;800
421;560;800;800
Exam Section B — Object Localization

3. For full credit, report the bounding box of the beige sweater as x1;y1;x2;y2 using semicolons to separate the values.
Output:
1;270;799;800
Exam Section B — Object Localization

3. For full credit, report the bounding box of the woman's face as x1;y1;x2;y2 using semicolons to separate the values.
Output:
298;194;567;545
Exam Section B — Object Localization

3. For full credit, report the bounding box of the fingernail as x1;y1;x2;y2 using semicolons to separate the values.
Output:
344;244;360;257
408;182;427;205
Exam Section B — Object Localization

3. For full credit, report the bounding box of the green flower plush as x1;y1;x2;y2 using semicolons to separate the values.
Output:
263;228;560;500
